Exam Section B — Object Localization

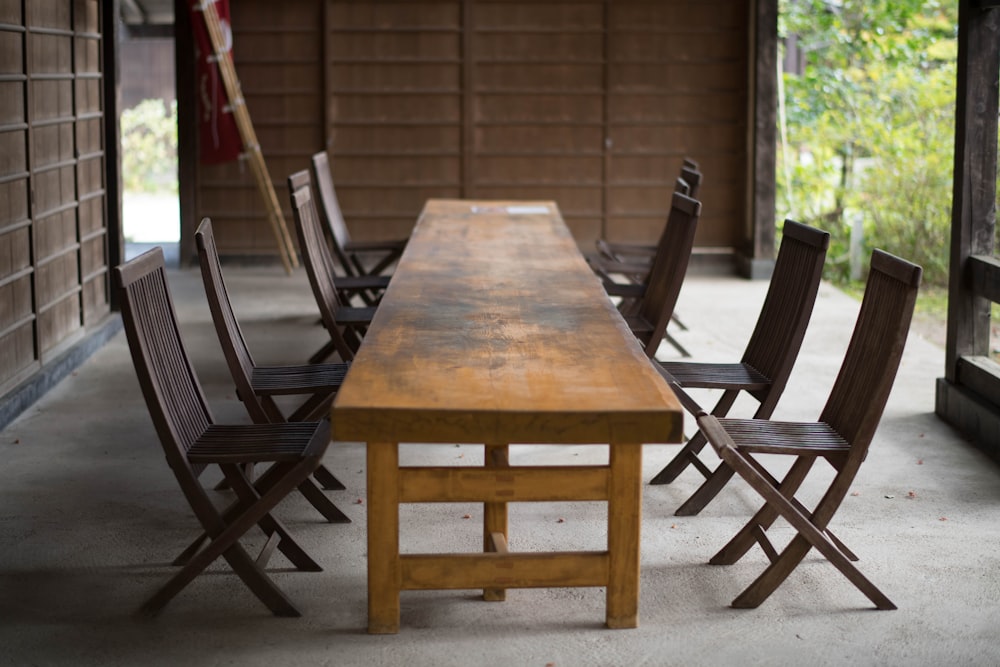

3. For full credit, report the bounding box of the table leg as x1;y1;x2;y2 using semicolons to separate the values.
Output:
606;443;642;629
367;441;400;634
483;443;509;601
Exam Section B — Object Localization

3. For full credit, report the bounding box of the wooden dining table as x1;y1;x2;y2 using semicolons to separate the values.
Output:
332;199;683;633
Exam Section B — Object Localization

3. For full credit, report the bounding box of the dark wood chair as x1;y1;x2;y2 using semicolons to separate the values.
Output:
195;217;351;524
610;192;701;358
649;220;831;517
287;170;376;364
595;162;703;263
591;163;703;356
115;247;330;617
692;249;920;610
287;169;390;308
311;150;407;278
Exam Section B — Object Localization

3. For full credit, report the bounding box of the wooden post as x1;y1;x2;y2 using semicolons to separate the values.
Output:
193;0;298;273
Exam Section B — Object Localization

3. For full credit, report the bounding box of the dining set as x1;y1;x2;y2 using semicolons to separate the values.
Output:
115;151;920;632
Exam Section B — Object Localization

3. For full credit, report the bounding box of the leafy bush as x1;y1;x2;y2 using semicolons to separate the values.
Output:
777;1;960;287
120;99;178;195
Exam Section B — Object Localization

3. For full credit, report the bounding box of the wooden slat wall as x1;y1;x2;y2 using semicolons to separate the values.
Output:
326;1;463;242
0;0;109;396
607;1;747;247
204;0;748;257
196;1;326;254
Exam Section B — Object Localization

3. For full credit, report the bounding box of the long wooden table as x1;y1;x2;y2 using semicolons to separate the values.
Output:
332;199;683;633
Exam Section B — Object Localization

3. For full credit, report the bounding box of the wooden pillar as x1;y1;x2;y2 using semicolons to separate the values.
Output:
740;0;779;280
937;0;1000;456
174;0;198;267
103;0;124;296
944;0;1000;377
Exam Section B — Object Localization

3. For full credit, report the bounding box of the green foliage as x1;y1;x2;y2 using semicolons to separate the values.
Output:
777;0;960;287
120;99;178;195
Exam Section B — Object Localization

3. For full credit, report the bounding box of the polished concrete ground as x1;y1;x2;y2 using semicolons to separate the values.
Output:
2;261;998;666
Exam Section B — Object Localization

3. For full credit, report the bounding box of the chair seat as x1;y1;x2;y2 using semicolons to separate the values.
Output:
188;422;330;464
344;238;407;252
335;305;377;325
660;361;771;390
333;275;391;290
716;418;849;455
251;363;349;395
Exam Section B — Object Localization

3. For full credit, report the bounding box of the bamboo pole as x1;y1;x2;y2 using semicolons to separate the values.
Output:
195;0;298;273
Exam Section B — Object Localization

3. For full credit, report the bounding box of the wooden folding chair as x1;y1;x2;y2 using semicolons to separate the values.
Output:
693;249;920;609
311;150;406;278
649;220;830;517
195;218;351;524
287;171;376;364
287;169;389;307
115;247;330;617
608;192;701;357
595;162;703;264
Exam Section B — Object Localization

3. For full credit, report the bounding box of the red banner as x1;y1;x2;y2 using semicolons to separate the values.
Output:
190;0;242;164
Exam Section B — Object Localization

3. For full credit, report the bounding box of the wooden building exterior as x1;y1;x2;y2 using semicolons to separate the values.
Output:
181;0;776;278
935;0;1000;460
0;0;122;424
4;0;1000;466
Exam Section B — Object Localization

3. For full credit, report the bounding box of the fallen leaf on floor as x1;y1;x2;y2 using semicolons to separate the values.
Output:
907;490;917;498
919;433;925;438
354;498;363;505
670;524;677;529
939;516;947;521
556;518;565;523
851;491;860;497
884;495;895;499
917;459;924;464
462;514;471;519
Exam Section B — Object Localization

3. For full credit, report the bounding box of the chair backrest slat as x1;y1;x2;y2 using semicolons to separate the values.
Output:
637;192;701;356
288;171;360;362
195;218;273;423
115;248;212;460
820;249;921;449
310;151;355;274
741;219;830;406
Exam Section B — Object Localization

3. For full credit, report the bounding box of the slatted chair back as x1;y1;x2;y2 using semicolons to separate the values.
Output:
820;249;922;455
635;192;701;357
679;165;703;199
738;220;830;408
288;171;359;362
691;249;920;610
115;248;211;475
310;150;356;275
195;218;274;423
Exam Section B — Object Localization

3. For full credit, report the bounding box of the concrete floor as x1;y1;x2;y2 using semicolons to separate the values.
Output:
2;261;999;666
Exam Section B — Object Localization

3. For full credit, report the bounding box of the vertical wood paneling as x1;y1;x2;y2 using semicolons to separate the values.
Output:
0;0;108;395
194;0;325;256
606;0;748;248
325;0;463;243
199;0;748;256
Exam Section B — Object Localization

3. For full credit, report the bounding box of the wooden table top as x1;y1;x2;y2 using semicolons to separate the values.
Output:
332;199;683;445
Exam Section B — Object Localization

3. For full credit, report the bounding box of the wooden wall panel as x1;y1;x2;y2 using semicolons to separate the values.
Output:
0;0;109;396
201;0;748;257
606;0;748;248
197;0;325;258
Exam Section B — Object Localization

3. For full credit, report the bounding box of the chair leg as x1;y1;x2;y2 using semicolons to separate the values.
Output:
311;464;347;491
662;330;691;358
297;477;351;523
141;459;319;617
710;457;816;564
649;391;740;486
710;445;895;610
673;462;736;516
650;431;710;485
